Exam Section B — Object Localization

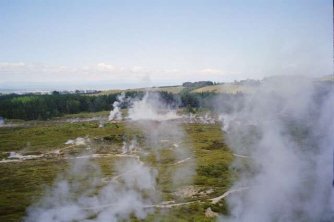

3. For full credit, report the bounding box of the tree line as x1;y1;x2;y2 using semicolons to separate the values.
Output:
0;90;243;120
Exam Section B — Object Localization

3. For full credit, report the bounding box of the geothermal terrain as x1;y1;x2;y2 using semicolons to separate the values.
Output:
0;93;233;221
0;77;333;222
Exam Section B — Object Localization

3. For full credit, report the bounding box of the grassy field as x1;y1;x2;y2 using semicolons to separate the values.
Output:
98;86;185;95
97;84;257;96
0;112;234;221
147;86;185;94
88;76;333;96
191;84;256;94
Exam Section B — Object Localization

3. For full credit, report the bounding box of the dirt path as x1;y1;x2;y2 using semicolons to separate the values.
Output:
82;187;249;211
0;149;141;164
170;157;192;165
210;187;249;204
145;200;200;209
233;153;250;159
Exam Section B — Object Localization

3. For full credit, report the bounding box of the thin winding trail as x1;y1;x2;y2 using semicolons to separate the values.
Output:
0;149;141;163
81;187;249;211
233;153;250;159
210;187;249;204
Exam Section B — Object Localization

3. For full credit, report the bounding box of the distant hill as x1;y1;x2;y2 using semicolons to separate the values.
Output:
145;86;185;94
97;82;255;95
96;75;333;96
182;81;214;88
191;83;256;94
96;86;185;95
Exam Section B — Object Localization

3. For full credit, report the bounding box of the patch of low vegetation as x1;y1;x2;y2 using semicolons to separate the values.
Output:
0;121;144;152
191;83;256;94
0;160;68;221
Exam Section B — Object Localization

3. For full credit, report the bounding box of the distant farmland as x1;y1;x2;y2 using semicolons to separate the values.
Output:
191;83;256;94
98;83;257;95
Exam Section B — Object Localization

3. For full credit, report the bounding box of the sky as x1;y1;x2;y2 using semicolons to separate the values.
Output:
0;0;332;90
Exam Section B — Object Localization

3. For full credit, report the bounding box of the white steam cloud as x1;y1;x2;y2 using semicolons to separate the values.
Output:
24;152;157;222
128;93;181;121
127;92;195;187
220;77;334;221
108;92;126;121
25;91;194;221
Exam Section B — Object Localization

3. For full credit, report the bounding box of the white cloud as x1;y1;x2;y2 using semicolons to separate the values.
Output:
0;62;154;84
0;62;26;68
0;62;242;86
130;66;145;73
96;63;115;72
199;68;223;75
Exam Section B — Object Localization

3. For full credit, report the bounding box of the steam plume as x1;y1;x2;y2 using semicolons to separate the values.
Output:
220;77;334;221
25;91;195;221
109;92;126;121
